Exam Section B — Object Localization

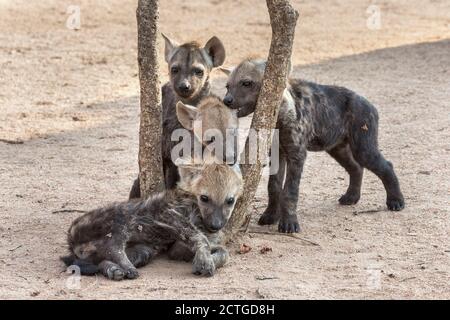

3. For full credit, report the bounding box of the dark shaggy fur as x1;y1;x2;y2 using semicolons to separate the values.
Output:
62;163;242;280
223;59;405;233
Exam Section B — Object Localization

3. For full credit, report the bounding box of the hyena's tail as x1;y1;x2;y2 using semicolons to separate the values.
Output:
60;254;99;276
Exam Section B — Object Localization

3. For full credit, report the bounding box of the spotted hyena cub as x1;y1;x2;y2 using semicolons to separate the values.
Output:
174;95;239;165
61;160;243;280
222;59;405;233
129;34;227;198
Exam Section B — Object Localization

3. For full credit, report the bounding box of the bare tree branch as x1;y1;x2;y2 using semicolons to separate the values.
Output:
225;0;299;239
136;0;165;197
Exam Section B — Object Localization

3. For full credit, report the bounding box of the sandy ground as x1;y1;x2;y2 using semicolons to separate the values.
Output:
0;0;449;299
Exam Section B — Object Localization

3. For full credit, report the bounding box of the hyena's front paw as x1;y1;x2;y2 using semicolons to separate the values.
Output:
338;192;360;205
387;197;405;211
192;249;215;277
125;267;139;279
258;207;280;225
104;265;126;281
278;214;300;233
211;246;229;269
100;261;138;280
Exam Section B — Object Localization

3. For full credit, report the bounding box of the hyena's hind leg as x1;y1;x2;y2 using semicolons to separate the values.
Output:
126;244;157;268
327;143;363;205
104;210;141;278
129;177;141;200
168;241;195;262
60;254;99;276
258;156;286;225
104;246;139;279
349;104;404;211
164;159;180;190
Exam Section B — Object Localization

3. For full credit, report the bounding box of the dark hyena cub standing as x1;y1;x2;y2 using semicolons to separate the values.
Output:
129;34;227;198
62;159;243;280
222;59;405;233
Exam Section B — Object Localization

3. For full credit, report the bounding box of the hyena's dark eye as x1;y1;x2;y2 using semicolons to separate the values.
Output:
200;195;209;202
241;80;252;87
226;197;235;205
171;66;180;74
193;68;204;77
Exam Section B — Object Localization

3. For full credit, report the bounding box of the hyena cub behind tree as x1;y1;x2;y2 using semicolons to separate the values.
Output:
62;159;243;280
129;34;227;199
222;59;405;233
173;95;239;167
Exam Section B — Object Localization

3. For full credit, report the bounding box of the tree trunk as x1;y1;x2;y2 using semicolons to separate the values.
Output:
225;0;299;238
136;0;165;197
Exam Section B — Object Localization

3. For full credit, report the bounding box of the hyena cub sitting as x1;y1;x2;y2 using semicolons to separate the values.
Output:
62;159;243;280
129;34;227;198
174;95;239;166
222;59;405;233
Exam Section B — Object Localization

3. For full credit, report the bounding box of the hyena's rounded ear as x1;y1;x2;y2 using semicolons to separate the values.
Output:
218;66;233;76
253;59;267;74
229;162;242;178
203;36;226;68
175;158;203;190
176;101;198;130
161;33;179;63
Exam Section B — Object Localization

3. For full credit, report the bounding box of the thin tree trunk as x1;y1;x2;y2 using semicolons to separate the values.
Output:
136;0;165;197
225;0;299;238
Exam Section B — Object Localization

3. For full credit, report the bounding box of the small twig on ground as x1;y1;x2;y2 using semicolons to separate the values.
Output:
353;208;385;215
400;277;416;282
256;276;279;281
0;138;24;145
9;245;23;252
52;209;87;214
246;228;320;246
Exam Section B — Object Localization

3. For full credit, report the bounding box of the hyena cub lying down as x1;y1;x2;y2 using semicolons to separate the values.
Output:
62;160;243;280
222;59;405;233
129;34;227;198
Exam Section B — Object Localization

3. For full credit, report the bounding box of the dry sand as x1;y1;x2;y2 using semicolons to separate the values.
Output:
0;0;449;299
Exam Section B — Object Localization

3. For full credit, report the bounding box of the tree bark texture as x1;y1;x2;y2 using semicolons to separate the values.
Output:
225;0;299;238
136;0;165;197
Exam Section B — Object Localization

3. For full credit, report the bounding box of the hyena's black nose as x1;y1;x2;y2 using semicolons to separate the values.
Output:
223;96;233;107
209;218;224;231
178;82;191;93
